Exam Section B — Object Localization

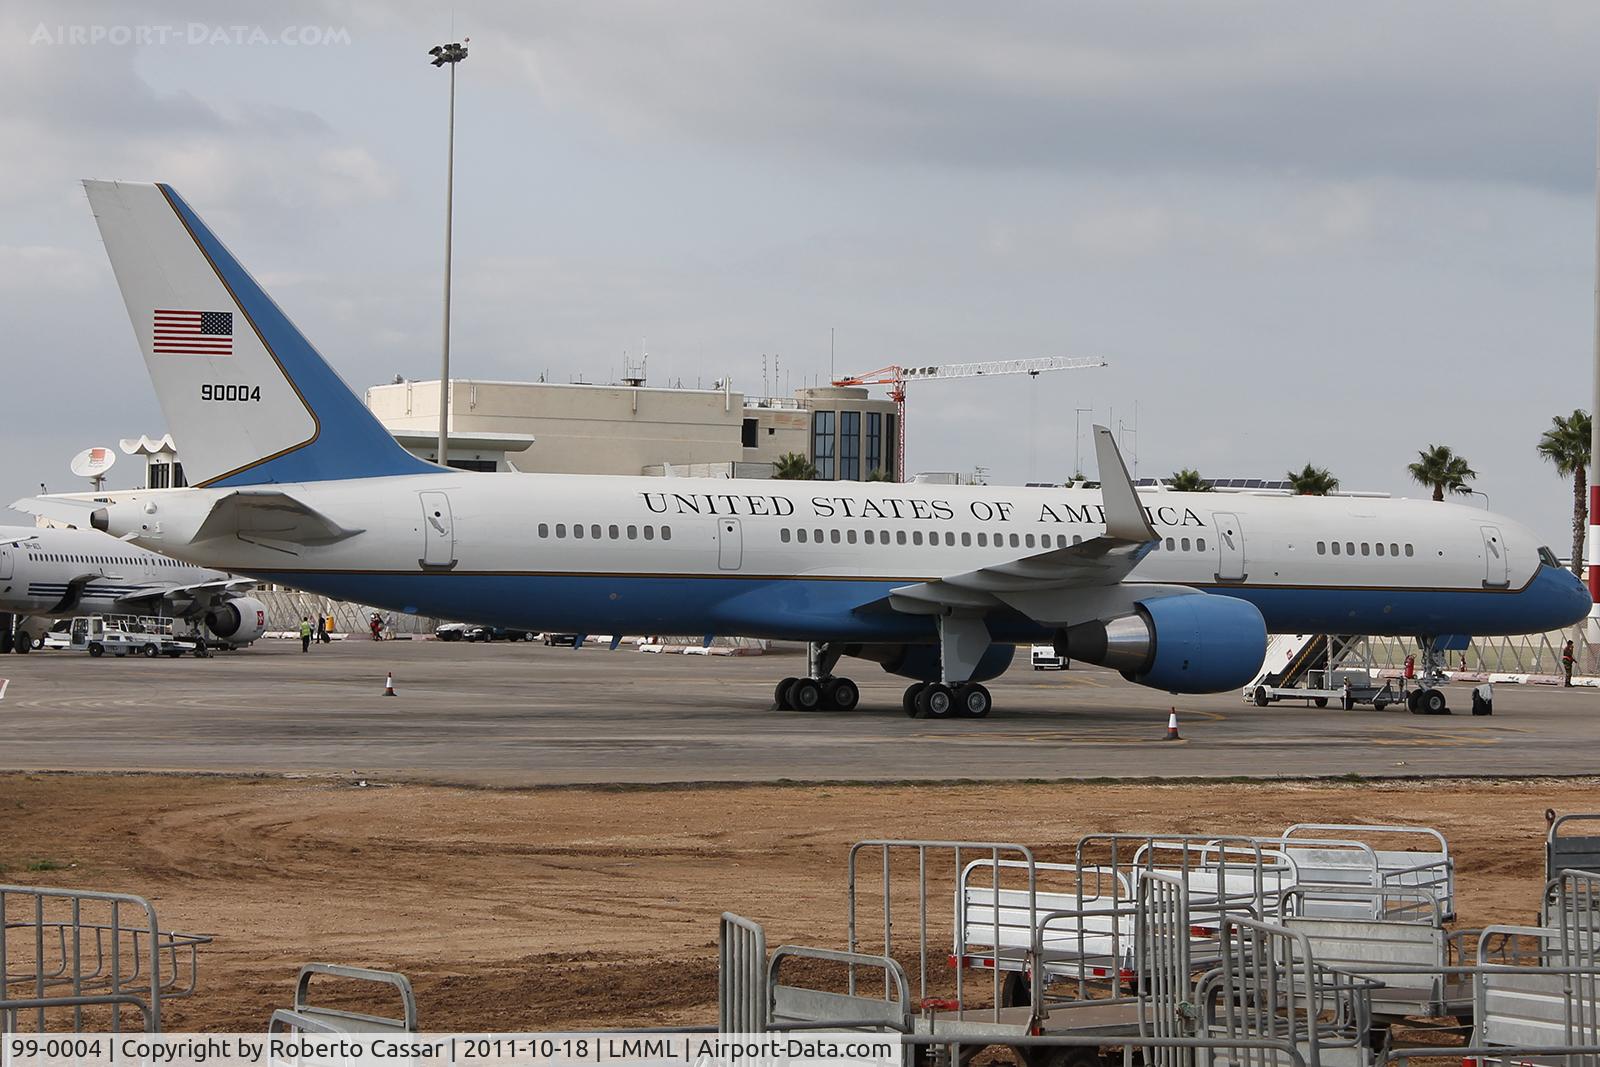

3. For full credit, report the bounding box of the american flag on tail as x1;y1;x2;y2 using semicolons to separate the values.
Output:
152;309;233;355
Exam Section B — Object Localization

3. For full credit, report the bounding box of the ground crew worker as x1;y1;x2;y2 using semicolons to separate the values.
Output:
1562;640;1576;687
316;615;329;645
369;612;383;642
299;617;312;653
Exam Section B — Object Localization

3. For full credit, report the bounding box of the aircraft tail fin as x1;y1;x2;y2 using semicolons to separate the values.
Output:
82;180;438;487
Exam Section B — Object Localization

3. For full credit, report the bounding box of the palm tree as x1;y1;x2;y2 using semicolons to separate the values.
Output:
865;467;894;482
1167;469;1211;492
1537;409;1592;577
1407;444;1476;502
1286;464;1339;496
772;452;817;480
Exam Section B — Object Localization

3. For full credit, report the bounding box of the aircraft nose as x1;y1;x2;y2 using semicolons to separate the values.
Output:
1551;566;1593;627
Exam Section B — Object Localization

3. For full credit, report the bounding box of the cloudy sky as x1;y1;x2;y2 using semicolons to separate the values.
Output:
3;2;1599;549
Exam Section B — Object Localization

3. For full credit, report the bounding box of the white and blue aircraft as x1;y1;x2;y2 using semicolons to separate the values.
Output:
0;523;265;652
13;180;1591;716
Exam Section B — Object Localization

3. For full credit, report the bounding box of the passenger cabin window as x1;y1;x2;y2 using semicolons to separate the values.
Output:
1361;543;1370;556
780;529;791;543
556;523;567;538
538;523;549;537
643;527;654;540
797;529;808;543
1376;543;1385;556
1332;542;1341;555
1404;544;1414;557
1196;537;1206;552
1166;538;1176;551
912;531;923;546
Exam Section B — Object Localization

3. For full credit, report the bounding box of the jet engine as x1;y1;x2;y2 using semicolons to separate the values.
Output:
204;597;268;646
1058;593;1266;693
849;642;1016;683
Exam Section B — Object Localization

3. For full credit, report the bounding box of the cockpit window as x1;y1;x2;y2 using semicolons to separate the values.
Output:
1538;546;1561;569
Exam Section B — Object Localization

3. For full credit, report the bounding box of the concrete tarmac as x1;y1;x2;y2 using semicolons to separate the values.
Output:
0;638;1593;785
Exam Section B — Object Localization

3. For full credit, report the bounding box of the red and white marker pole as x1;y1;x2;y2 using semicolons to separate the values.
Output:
1590;114;1600;618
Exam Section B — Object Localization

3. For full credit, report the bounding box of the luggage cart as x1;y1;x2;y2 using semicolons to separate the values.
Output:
267;963;417;1035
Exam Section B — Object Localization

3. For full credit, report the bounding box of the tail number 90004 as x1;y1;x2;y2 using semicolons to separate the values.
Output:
200;384;261;402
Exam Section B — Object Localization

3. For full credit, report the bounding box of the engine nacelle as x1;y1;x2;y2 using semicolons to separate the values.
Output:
1060;593;1266;694
205;597;267;646
849;642;1016;683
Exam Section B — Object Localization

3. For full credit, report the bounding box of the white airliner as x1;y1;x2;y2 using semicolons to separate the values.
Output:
0;523;266;653
13;180;1590;716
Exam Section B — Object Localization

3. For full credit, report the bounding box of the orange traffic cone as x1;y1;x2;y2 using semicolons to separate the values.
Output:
384;671;397;697
1165;709;1181;740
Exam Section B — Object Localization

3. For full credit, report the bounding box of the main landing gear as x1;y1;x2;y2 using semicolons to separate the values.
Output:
901;681;992;719
775;675;861;712
774;642;862;712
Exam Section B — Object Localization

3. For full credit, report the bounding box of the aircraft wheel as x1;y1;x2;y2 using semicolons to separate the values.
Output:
903;683;925;718
14;636;31;655
826;677;860;712
957;683;992;718
1252;686;1269;707
918;683;955;719
1420;688;1449;715
788;677;823;712
775;677;799;710
88;643;104;658
143;644;159;658
1313;697;1328;708
1406;689;1422;713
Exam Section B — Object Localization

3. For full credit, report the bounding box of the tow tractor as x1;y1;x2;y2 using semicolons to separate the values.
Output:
54;615;209;658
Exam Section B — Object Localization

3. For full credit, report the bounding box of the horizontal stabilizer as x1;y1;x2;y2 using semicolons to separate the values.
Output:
192;489;364;546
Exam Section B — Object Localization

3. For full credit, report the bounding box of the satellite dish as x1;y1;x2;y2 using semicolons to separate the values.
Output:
70;446;117;487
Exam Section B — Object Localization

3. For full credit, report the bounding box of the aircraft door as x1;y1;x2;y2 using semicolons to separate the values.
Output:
1214;512;1246;582
0;544;11;581
718;518;743;570
419;491;457;569
1481;525;1509;587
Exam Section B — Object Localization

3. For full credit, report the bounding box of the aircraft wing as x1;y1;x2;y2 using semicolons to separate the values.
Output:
116;577;256;614
884;426;1179;625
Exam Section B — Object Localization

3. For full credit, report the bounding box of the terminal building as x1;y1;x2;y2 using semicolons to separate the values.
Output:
362;378;900;480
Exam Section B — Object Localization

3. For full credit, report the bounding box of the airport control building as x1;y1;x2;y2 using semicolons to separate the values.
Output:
363;378;900;480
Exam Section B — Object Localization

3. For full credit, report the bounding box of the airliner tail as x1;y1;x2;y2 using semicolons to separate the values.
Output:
83;180;436;487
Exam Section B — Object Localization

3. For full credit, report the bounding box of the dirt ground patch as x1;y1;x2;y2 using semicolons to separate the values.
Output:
1;773;1596;1030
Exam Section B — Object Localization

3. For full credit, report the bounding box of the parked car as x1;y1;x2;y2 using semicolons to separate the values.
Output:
466;626;534;642
435;623;472;642
541;633;581;647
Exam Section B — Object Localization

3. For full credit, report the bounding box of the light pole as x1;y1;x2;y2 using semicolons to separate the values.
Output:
430;39;468;467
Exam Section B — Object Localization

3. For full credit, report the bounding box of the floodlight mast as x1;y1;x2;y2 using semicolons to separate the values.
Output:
429;39;469;467
832;356;1107;481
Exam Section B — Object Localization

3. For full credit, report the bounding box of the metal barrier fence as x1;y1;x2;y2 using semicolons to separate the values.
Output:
0;885;209;1033
847;839;1036;1017
267;963;416;1036
719;913;767;1033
